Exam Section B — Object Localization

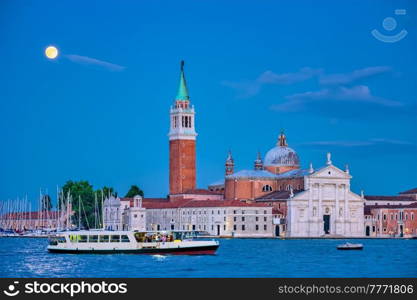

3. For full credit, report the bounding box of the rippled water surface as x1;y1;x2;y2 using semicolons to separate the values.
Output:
1;238;416;277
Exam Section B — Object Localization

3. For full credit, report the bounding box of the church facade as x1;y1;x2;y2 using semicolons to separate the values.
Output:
286;158;365;237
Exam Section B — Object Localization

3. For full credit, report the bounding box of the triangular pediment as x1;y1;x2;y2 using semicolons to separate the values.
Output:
310;165;351;179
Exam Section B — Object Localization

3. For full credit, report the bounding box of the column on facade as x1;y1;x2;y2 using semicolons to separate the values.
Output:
335;183;339;234
308;183;313;236
344;184;348;235
318;184;322;221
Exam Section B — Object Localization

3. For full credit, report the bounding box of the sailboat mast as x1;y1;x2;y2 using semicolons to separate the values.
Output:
78;195;81;229
101;190;104;230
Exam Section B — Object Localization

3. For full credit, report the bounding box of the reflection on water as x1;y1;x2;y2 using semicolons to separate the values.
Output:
152;255;167;261
0;238;416;278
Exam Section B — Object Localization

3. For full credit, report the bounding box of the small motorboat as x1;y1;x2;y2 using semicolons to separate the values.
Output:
337;242;363;250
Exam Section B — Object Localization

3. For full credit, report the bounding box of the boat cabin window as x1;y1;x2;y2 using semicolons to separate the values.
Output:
49;236;66;245
110;235;120;242
121;235;130;243
172;231;196;241
99;235;109;243
134;232;146;242
134;232;175;243
89;235;98;243
79;235;88;243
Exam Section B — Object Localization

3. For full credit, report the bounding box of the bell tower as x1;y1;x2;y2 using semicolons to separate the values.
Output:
169;61;197;195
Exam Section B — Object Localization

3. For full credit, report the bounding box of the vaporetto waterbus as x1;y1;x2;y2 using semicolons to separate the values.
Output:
47;230;219;255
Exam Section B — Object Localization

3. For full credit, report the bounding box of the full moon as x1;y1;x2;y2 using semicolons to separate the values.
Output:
45;46;58;59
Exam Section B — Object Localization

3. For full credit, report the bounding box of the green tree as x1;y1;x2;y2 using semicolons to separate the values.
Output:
61;180;117;229
96;186;117;201
124;185;144;198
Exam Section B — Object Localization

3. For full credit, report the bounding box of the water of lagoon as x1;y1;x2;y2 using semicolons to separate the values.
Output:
1;238;416;277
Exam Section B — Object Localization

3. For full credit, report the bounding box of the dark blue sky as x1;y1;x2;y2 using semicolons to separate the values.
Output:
1;0;416;205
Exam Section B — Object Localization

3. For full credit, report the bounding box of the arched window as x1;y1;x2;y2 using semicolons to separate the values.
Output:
262;185;273;192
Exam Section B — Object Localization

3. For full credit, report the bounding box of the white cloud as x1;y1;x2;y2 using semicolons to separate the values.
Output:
319;66;391;85
271;85;403;112
65;54;125;72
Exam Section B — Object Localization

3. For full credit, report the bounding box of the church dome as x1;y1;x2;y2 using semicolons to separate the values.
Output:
264;132;300;167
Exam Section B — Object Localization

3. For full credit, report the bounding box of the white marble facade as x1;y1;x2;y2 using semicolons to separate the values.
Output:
287;155;365;237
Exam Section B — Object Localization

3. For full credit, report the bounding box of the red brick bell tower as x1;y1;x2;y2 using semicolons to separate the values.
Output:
169;61;197;195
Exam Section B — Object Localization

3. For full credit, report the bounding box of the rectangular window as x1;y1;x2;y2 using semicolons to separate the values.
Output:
88;235;98;243
78;235;88;243
255;225;259;231
233;217;237;221
110;235;120;242
372;226;376;232
233;225;237;231
264;217;267;222
264;225;267;230
242;225;245;231
224;225;226;231
99;235;109;243
121;235;130;243
256;217;259;221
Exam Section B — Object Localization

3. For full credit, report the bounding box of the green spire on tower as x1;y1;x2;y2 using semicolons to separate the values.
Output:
176;60;190;101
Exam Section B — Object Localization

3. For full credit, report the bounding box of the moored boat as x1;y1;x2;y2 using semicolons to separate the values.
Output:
337;242;363;250
47;230;219;255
